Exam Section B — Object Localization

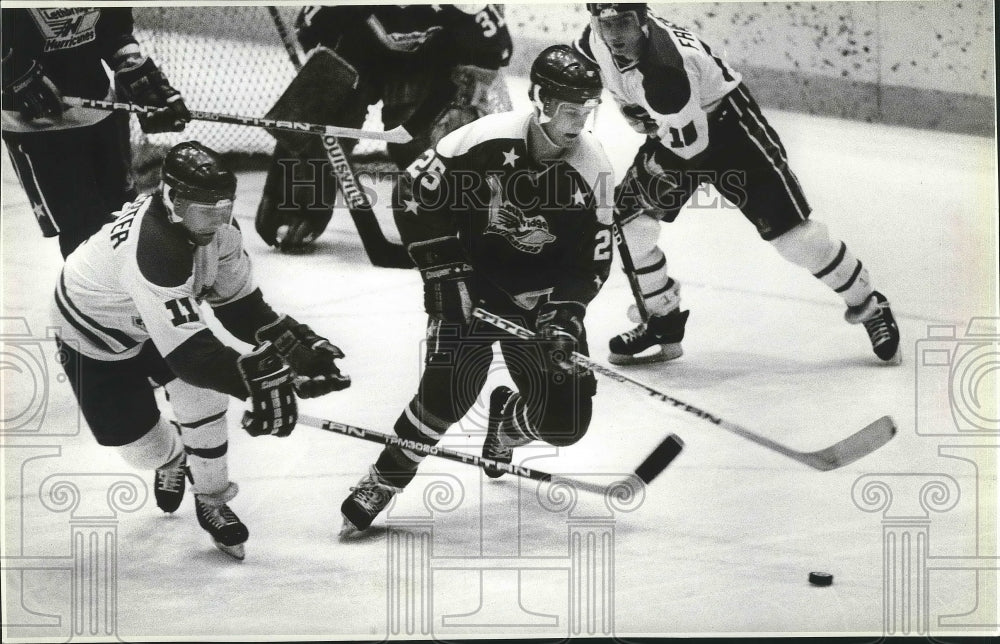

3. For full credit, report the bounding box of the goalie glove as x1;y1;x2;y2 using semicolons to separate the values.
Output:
237;342;297;437
409;236;475;325
255;315;351;398
536;301;589;377
3;60;65;121
115;57;190;133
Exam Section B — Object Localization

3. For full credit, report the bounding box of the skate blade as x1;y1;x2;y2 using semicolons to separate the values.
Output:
213;541;245;561
608;344;683;366
339;514;366;540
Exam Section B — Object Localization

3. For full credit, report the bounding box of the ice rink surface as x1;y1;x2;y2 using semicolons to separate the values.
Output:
2;78;997;640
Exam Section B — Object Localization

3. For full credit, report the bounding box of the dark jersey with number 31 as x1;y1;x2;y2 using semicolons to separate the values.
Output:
396;111;615;313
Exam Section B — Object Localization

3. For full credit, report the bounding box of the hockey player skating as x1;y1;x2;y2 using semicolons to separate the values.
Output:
51;142;350;559
256;4;513;252
340;45;614;534
2;7;190;257
576;3;901;365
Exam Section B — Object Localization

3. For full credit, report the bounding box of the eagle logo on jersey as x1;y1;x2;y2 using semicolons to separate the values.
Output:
30;9;100;52
484;175;556;254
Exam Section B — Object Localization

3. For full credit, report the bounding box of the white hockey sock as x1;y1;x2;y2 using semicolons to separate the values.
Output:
166;379;231;497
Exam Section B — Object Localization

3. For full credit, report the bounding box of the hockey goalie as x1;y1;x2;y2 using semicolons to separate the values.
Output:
256;4;513;253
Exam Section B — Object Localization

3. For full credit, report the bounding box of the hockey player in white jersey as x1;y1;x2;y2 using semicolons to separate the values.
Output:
576;3;900;365
51;141;350;559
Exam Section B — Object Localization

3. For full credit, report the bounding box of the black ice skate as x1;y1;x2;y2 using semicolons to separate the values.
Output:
608;310;690;365
482;386;515;479
154;454;188;513
845;291;901;364
340;467;402;535
195;485;249;561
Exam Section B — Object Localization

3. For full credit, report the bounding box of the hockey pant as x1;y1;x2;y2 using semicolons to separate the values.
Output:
373;313;597;489
616;82;873;313
3;112;136;258
57;339;232;497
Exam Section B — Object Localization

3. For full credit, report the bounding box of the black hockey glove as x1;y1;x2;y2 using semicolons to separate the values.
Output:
621;104;659;136
256;315;351;398
409;236;475;325
237;342;298;437
115;57;190;133
4;61;64;121
536;301;589;377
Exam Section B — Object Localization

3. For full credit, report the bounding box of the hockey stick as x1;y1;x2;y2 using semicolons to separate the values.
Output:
296;413;684;495
472;307;897;471
266;6;413;269
63;96;410;143
612;210;650;322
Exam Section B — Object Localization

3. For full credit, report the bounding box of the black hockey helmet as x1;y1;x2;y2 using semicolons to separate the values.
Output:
529;44;603;107
161;141;236;203
586;3;648;24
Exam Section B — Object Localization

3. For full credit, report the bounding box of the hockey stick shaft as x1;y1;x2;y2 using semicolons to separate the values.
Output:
611;210;650;322
266;7;413;269
472;307;896;471
63;96;410;143
297;414;682;494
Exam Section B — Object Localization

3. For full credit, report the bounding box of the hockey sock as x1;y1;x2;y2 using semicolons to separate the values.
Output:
770;220;872;307
166;380;230;497
374;397;452;488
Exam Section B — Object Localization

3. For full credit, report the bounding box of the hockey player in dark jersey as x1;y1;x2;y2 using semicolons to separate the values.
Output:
340;45;614;534
576;4;900;365
2;8;190;257
255;3;513;252
52;142;350;559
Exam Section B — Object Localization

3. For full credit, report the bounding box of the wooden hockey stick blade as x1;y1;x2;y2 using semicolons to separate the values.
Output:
633;433;685;483
795;415;897;471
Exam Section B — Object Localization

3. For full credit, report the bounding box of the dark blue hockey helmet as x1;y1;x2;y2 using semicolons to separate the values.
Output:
529;44;603;108
161;141;236;204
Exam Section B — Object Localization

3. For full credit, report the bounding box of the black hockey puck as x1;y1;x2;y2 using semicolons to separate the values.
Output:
809;572;833;586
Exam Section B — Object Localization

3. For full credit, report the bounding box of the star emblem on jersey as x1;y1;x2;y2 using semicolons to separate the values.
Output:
484;176;556;254
403;198;419;214
502;148;519;168
573;189;586;206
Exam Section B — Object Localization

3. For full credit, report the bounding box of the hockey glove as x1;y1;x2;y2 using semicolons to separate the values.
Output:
621;104;659;137
409;236;475;325
255;315;351;398
4;61;64;121
237;342;298;437
115;58;190;133
536;301;589;377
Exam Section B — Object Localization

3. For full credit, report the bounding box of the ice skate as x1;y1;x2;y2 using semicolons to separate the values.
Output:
195;484;248;560
608;309;689;365
482;386;515;479
340;466;401;536
153;453;188;513
845;291;901;364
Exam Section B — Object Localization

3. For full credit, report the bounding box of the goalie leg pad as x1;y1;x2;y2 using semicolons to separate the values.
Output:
623;215;682;317
116;415;185;471
771;220;872;307
165;378;231;497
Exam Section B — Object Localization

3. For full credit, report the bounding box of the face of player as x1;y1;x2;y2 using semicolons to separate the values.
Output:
541;101;598;150
174;196;234;245
595;12;645;64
